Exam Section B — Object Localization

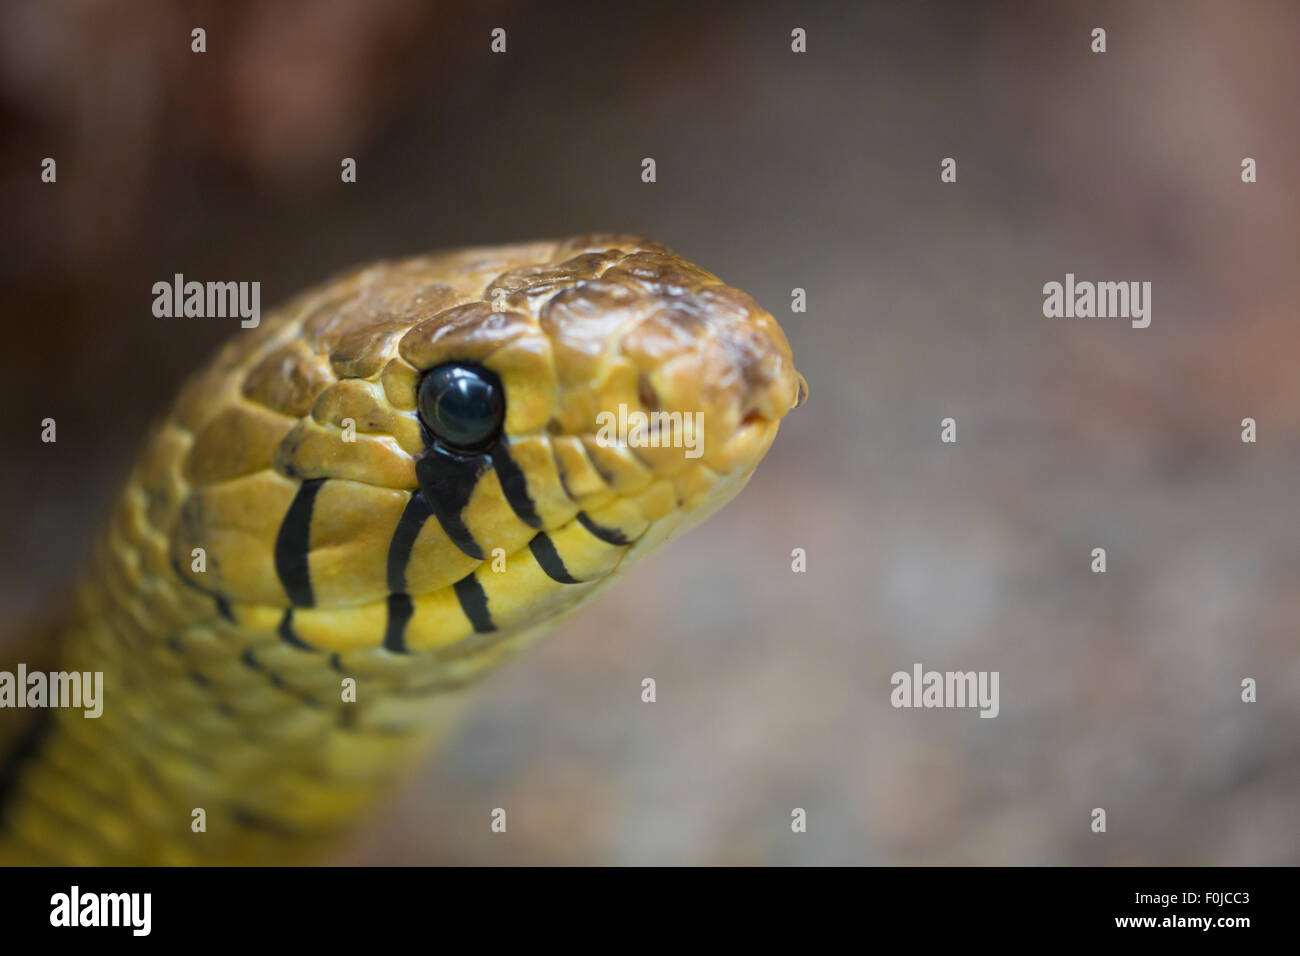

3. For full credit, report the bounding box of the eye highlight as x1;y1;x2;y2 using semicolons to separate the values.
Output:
418;363;505;451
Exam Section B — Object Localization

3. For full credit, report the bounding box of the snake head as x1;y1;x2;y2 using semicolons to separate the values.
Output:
156;235;804;679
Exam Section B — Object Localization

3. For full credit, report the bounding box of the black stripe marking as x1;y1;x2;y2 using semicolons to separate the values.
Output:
384;593;414;653
171;557;236;623
490;442;542;528
275;477;326;607
386;491;434;593
278;608;315;651
549;440;579;503
453;573;495;633
581;443;619;485
529;533;581;583
577;511;631;546
416;446;488;560
238;644;319;708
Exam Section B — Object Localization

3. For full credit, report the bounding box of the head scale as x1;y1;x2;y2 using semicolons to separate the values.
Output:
140;235;804;679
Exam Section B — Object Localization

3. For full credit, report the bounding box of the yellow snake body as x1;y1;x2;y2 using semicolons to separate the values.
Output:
0;235;803;864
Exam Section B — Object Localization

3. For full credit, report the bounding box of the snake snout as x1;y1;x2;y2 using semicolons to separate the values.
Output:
655;301;804;477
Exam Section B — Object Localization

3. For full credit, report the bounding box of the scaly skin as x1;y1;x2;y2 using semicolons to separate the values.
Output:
0;235;805;864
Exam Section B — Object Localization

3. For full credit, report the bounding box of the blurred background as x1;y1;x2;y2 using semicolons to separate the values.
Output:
1;0;1297;864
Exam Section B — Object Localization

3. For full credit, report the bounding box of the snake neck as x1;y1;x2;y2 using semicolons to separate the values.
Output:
0;564;480;865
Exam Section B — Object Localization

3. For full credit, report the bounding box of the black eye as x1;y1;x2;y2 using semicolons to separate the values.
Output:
418;363;505;450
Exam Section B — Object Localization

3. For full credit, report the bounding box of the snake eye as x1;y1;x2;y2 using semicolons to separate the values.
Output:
418;363;505;451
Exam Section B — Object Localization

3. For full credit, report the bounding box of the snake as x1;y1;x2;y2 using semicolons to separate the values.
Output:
0;234;805;864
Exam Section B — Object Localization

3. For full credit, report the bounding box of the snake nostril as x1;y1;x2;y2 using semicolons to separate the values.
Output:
792;373;809;409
